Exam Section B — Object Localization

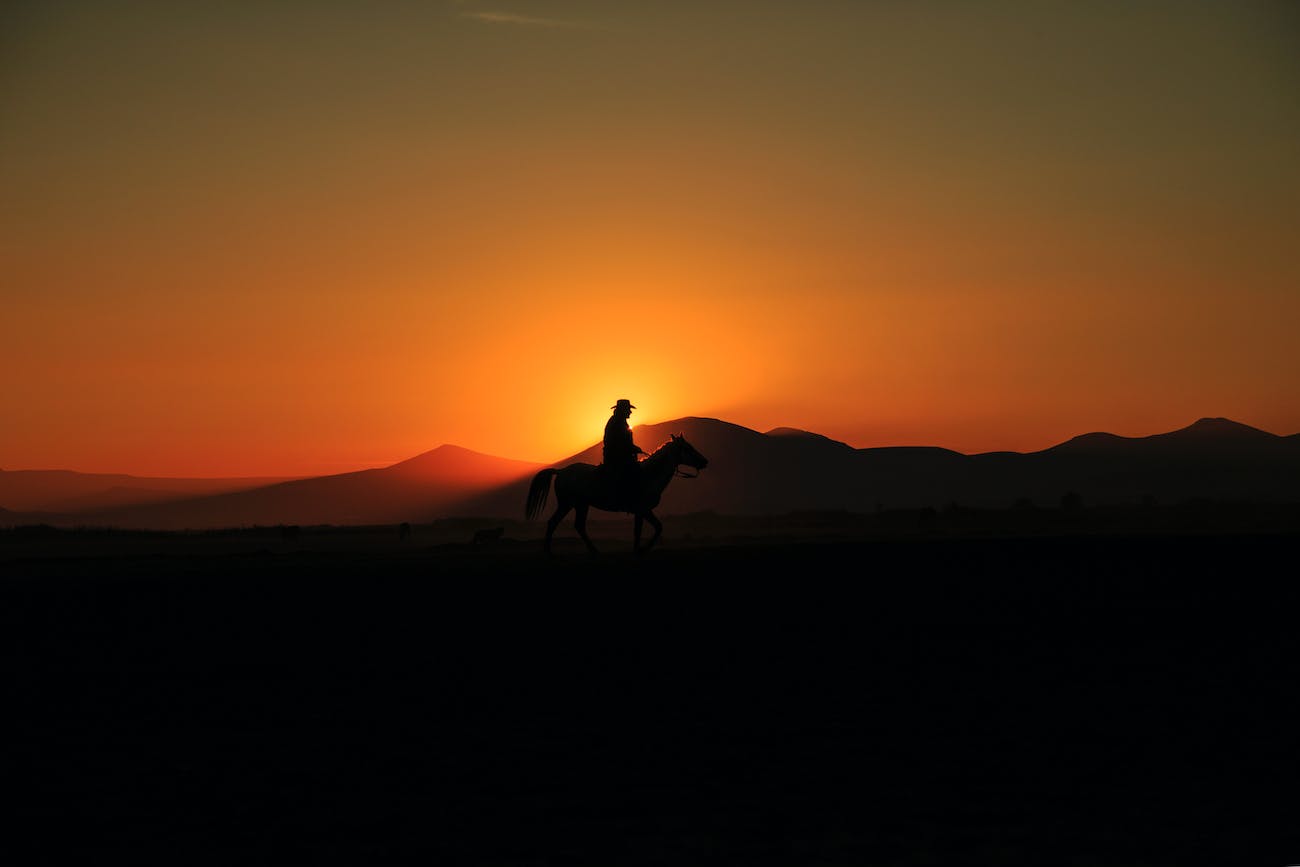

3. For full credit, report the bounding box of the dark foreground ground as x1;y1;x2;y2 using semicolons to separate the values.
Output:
5;517;1300;865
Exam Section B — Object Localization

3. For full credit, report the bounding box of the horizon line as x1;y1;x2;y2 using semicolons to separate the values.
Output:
2;414;1292;481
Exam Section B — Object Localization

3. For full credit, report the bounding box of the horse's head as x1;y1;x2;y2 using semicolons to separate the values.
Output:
670;433;708;476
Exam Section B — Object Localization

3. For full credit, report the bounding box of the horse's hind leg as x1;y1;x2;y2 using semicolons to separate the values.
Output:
574;504;599;555
544;503;572;555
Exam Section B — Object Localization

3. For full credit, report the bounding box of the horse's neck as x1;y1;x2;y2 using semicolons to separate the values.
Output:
642;447;679;489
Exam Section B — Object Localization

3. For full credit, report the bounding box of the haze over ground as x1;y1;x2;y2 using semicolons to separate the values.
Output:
4;415;1298;532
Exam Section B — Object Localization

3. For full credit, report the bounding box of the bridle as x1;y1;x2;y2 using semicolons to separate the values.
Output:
672;441;705;479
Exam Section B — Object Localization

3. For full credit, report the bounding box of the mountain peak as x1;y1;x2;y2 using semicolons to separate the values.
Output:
764;427;854;450
1043;431;1134;454
386;444;543;479
1044;417;1278;453
1161;417;1276;441
632;416;766;443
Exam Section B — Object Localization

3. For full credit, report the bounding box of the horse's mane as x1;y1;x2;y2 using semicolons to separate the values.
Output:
644;438;678;460
644;436;691;464
644;436;676;457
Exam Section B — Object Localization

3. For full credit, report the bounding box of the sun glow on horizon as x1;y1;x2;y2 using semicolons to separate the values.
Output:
2;2;1297;477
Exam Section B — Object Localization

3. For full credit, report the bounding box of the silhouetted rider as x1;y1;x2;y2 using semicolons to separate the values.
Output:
603;398;644;508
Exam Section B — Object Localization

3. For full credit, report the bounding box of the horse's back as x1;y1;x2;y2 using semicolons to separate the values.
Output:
554;462;599;497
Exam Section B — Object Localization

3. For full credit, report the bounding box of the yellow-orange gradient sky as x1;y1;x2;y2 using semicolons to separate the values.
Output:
3;1;1298;476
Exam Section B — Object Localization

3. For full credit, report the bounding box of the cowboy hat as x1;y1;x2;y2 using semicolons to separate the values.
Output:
611;399;636;410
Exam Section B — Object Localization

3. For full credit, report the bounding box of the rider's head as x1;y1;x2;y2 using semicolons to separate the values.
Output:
611;399;635;418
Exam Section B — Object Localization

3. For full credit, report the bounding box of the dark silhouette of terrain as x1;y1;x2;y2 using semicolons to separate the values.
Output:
6;527;1299;864
460;415;1300;521
0;469;299;512
0;445;542;530
4;417;1297;531
8;418;1296;863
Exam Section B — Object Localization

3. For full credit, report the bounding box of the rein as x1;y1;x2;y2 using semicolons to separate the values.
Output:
644;439;705;480
671;442;702;478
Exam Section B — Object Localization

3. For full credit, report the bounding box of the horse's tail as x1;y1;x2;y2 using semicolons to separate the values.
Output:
525;468;559;520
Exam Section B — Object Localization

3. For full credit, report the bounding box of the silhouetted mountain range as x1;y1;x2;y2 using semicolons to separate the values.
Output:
0;470;299;513
1;446;544;531
3;417;1297;530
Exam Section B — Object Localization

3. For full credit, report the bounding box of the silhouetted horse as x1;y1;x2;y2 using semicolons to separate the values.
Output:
525;434;709;555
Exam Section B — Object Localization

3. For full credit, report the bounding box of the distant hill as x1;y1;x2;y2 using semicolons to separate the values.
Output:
0;470;300;513
454;416;1300;521
4;417;1297;531
5;446;542;531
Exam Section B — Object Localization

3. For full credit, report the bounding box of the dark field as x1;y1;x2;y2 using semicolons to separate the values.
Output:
5;513;1300;865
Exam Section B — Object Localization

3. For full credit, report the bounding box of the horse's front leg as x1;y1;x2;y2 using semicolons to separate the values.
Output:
574;504;599;555
637;511;663;555
633;513;644;553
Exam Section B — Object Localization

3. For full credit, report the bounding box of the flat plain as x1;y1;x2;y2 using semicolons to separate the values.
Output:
6;509;1299;865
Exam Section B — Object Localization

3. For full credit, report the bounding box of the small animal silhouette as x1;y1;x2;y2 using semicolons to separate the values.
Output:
472;526;504;545
398;522;412;541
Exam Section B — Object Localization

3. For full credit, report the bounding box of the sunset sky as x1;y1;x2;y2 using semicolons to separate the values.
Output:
3;1;1298;476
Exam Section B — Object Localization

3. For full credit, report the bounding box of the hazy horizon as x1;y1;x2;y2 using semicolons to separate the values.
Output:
3;412;1295;479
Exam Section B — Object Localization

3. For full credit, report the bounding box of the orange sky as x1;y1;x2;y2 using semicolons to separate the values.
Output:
3;1;1298;476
